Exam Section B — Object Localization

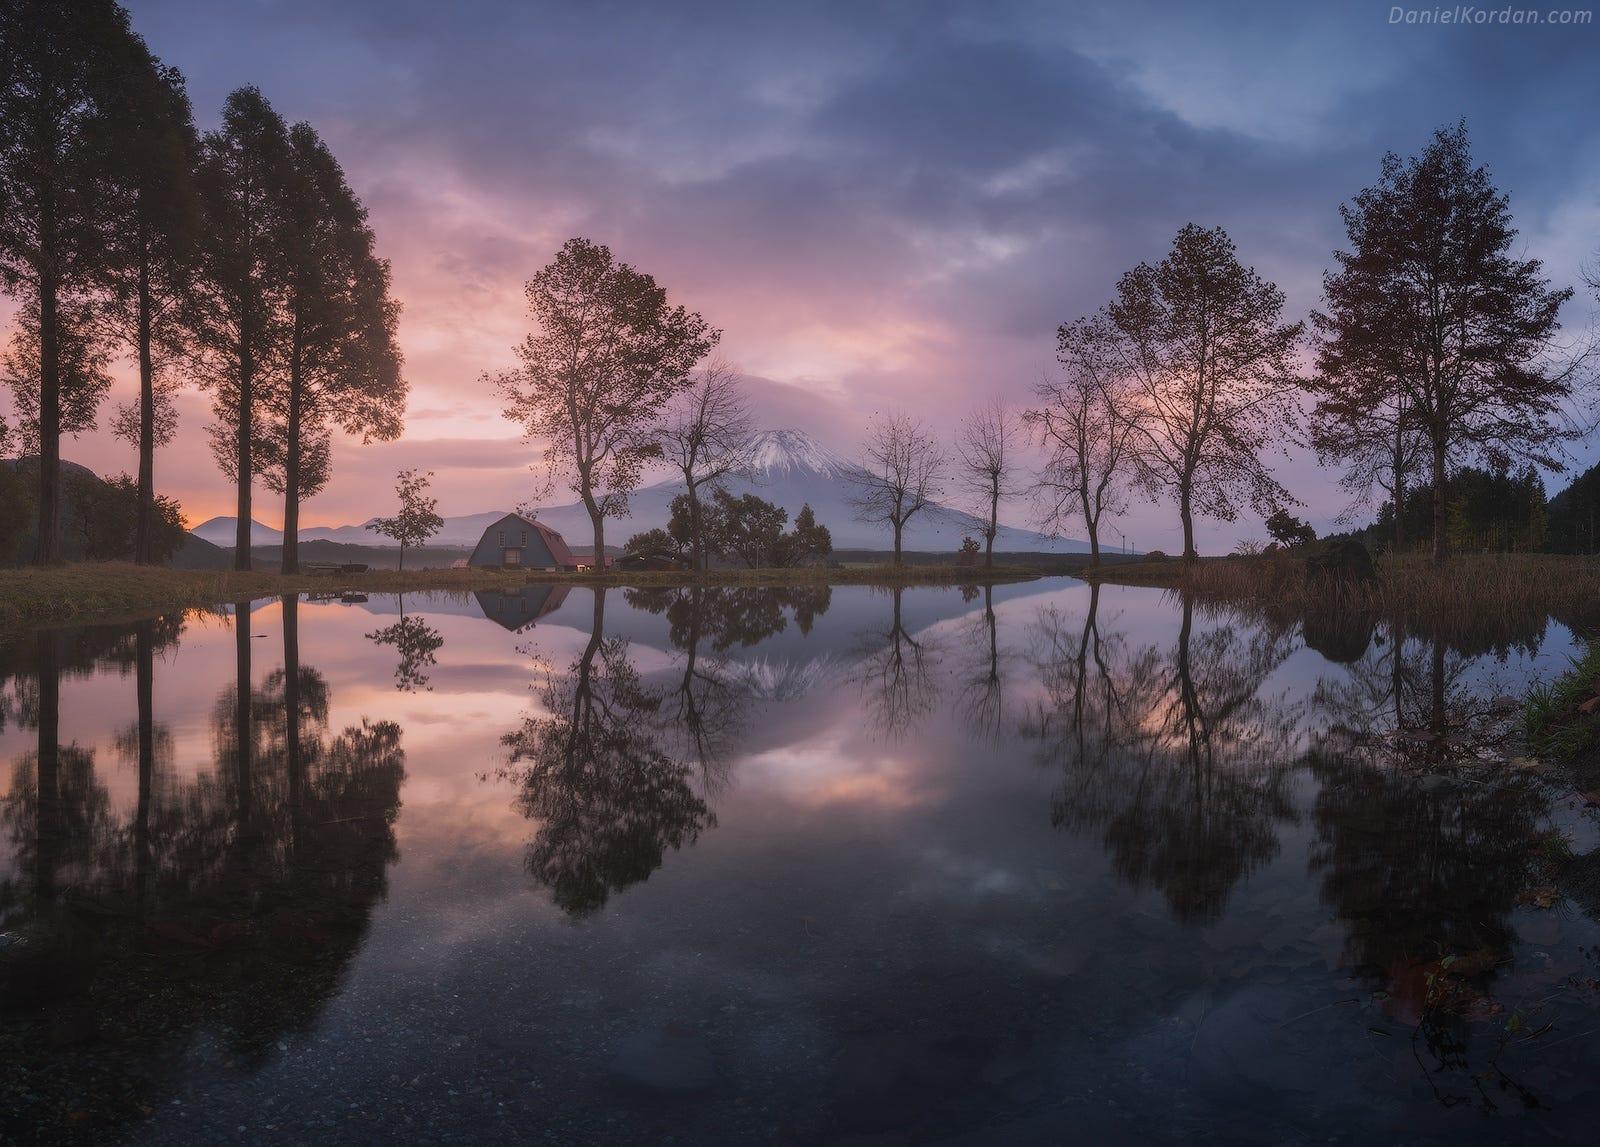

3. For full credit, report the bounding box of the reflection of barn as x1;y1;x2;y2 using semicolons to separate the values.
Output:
467;513;576;569
473;584;573;631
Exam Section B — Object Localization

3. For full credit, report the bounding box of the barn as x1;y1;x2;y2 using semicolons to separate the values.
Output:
467;513;577;570
473;584;572;631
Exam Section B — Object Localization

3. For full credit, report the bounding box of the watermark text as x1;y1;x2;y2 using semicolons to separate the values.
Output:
1389;5;1592;22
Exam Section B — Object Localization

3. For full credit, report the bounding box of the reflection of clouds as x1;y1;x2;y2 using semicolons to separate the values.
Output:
741;728;930;812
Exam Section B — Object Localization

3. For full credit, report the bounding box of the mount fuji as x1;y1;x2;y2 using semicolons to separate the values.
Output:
191;429;1089;553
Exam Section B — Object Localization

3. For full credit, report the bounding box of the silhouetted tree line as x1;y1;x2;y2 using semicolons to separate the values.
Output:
0;0;405;570
625;489;832;568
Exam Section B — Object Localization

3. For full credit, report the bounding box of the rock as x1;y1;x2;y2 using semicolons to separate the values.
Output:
1305;539;1375;584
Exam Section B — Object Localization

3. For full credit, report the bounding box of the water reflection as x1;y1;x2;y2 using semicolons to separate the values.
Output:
2;581;1598;1142
855;586;941;738
1308;745;1551;1110
1312;621;1526;767
366;596;445;692
501;588;713;916
0;601;404;1134
1024;591;1302;924
956;584;1012;742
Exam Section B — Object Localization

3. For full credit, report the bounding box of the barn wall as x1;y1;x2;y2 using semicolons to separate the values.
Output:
468;515;563;568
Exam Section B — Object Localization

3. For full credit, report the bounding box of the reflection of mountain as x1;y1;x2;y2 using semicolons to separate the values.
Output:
0;601;406;1138
721;653;845;702
196;430;1088;553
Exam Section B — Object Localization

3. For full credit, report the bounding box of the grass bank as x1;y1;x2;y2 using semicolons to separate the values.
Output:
519;563;1041;589
1526;639;1600;762
1082;552;1600;624
0;564;533;632
0;560;1042;632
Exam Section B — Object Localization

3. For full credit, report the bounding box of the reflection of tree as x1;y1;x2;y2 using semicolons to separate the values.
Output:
367;599;445;692
1308;750;1549;1110
1024;592;1301;924
855;586;940;739
955;584;1012;742
626;583;832;652
1310;619;1520;768
627;585;768;781
0;600;406;1135
503;589;713;917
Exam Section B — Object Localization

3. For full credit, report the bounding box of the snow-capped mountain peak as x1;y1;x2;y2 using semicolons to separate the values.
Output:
742;429;858;480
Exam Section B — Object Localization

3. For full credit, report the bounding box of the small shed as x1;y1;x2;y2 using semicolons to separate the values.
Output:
467;513;576;570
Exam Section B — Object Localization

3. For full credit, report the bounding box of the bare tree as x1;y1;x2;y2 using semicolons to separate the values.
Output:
1027;313;1135;567
489;238;718;565
1111;224;1303;562
656;359;754;571
953;401;1024;568
848;412;945;565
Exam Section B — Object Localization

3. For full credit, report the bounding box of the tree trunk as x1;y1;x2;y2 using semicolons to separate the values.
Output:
1179;478;1197;563
985;484;998;568
1080;476;1101;568
893;521;903;566
686;482;704;572
398;544;406;572
1429;432;1448;567
36;277;61;565
234;340;254;571
135;236;156;565
590;511;605;571
1391;422;1405;555
281;317;304;575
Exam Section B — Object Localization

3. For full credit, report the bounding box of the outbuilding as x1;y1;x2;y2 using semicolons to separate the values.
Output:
467;513;576;570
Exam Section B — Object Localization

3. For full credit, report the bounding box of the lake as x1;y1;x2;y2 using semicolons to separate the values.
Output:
3;579;1600;1144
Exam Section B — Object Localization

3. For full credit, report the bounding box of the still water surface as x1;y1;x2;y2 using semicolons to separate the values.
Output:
3;580;1600;1144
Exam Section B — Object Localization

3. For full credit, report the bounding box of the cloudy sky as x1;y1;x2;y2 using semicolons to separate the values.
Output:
19;0;1600;548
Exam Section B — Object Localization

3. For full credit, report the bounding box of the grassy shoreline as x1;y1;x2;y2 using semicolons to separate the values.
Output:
1078;552;1600;623
0;560;1043;633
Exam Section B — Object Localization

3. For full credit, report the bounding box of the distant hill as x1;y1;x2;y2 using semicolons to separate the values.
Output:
2;457;222;567
197;428;1089;554
191;510;512;550
170;532;232;570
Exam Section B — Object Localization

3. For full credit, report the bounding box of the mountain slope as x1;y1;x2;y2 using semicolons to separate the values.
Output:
526;429;1087;553
195;429;1089;553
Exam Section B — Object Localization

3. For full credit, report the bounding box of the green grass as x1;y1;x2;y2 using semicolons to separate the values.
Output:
0;560;1042;633
1525;639;1600;761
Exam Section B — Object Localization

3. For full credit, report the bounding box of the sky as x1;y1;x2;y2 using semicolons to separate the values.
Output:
10;0;1600;551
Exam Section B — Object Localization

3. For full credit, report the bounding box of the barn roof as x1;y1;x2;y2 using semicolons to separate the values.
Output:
486;512;576;567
